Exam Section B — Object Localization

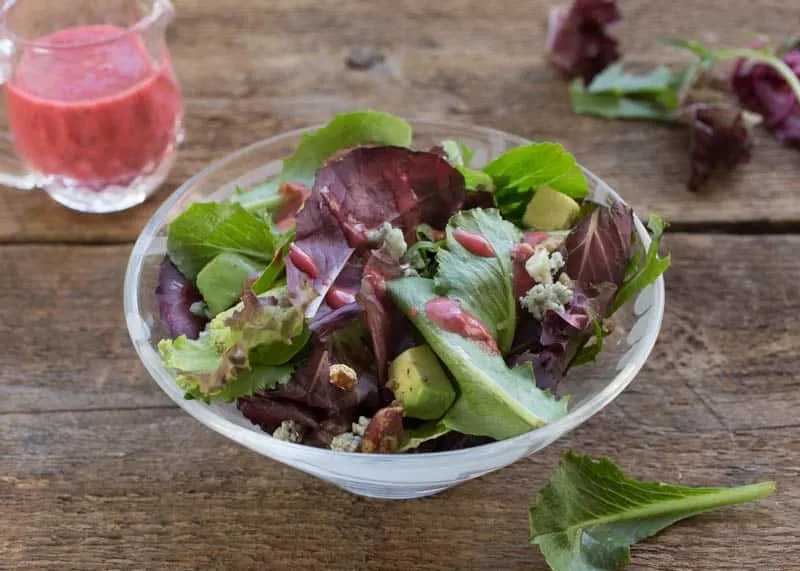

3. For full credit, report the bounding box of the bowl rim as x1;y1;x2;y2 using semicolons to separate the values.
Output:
124;117;665;462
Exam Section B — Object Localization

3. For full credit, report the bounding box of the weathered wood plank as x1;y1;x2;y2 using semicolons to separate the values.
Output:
1;234;799;568
1;0;799;243
1;406;795;571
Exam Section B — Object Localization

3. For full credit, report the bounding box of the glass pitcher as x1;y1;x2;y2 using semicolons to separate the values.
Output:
0;0;183;213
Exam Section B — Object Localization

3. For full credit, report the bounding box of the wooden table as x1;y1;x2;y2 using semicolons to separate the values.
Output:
2;1;798;569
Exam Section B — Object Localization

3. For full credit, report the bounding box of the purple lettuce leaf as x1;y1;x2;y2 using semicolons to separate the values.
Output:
269;342;378;415
546;0;621;85
731;44;800;146
236;395;354;447
564;201;633;289
286;146;465;318
680;103;753;191
155;258;207;340
512;284;613;390
358;246;412;386
308;255;366;339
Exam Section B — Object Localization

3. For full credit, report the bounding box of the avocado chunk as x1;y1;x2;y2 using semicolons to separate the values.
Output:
387;345;456;420
196;252;264;315
522;186;581;231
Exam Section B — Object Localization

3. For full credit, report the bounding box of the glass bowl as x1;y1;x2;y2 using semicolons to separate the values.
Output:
124;119;665;500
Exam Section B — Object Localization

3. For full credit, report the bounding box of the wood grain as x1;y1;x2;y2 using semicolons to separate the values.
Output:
2;0;800;243
2;0;800;568
2;234;799;569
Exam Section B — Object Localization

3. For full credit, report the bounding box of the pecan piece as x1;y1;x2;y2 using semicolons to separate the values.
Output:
361;406;404;454
329;363;357;391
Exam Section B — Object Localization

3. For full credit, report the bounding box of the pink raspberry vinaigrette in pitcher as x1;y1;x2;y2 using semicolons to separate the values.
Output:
0;0;183;213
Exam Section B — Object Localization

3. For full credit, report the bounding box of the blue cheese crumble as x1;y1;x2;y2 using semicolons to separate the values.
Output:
352;416;370;436
272;420;302;443
524;248;565;285
329;417;371;452
520;282;573;320
330;432;362;452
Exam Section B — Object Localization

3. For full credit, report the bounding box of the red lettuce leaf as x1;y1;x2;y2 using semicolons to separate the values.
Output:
546;0;621;85
273;182;311;231
286;146;465;317
238;337;382;446
681;103;753;191
358;246;412;386
511;284;612;390
731;45;800;146
155;259;207;340
269;342;379;415
236;395;354;447
565;202;633;289
308;256;366;339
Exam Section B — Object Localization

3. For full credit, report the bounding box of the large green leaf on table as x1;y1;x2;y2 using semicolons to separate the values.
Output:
387;277;567;440
434;208;521;353
233;111;413;211
529;452;776;571
484;143;589;224
167;202;276;279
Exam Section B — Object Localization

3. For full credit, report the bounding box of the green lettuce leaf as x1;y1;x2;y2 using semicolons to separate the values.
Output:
434;209;521;353
214;364;293;402
185;364;294;403
610;215;671;314
484;143;588;224
387;277;567;440
441;139;495;191
166;202;276;279
233;111;412;211
570;79;678;122
569;318;604;368
159;285;312;398
530;452;776;571
588;62;676;95
249;326;311;366
398;420;451;452
251;228;295;295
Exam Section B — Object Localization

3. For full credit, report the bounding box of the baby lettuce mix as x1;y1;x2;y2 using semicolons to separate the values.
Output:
156;111;670;454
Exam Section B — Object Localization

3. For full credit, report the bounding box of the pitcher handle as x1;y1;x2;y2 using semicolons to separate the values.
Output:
0;36;36;189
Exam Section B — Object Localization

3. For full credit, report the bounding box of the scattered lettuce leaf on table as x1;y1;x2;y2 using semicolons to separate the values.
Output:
530;451;776;571
587;62;676;94
166;202;276;279
434;208;521;353
484;143;588;224
233;111;413;211
388;277;567;440
569;62;684;122
546;0;621;85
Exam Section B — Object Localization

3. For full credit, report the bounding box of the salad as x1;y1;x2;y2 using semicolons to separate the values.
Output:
155;111;669;454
